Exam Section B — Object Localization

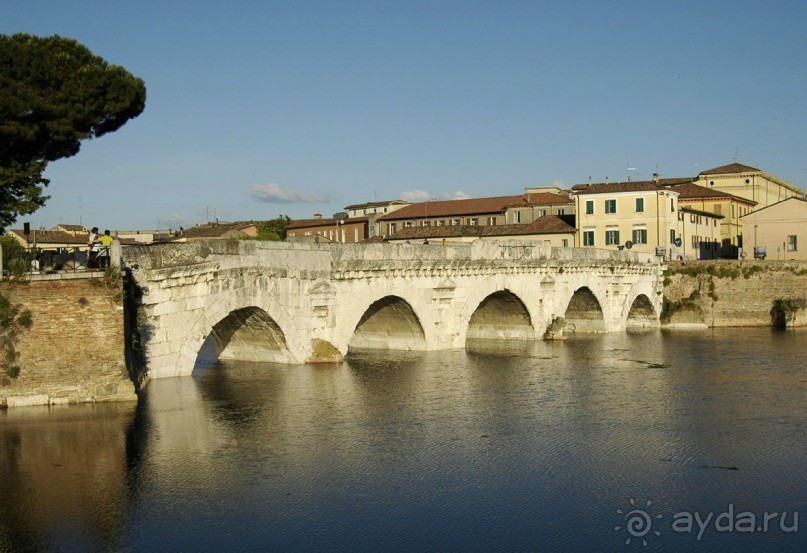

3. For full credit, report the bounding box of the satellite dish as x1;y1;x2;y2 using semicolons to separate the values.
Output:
625;241;633;250
674;238;682;248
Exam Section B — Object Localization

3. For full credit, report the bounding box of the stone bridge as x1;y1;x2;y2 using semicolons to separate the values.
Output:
123;240;664;381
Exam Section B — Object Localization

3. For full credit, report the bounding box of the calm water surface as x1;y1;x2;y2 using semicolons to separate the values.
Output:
2;328;806;552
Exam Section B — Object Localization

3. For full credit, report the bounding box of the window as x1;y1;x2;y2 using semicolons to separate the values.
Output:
670;229;676;244
515;211;522;223
562;239;568;247
421;220;430;226
538;209;547;217
436;219;444;226
558;209;565;215
788;235;798;252
583;229;595;246
670;197;675;212
690;214;696;223
635;198;644;213
451;219;460;226
405;221;412;228
605;228;620;245
469;218;478;226
632;228;648;244
487;216;497;225
586;200;594;215
714;205;722;215
388;223;396;234
605;199;617;214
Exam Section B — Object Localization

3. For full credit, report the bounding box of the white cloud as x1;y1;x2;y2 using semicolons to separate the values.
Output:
545;179;567;188
250;183;329;204
441;190;472;200
399;189;432;202
157;213;187;229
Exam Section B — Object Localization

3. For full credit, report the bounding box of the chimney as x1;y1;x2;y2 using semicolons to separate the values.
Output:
605;176;609;185
627;175;632;183
588;176;592;186
652;172;659;183
314;213;322;220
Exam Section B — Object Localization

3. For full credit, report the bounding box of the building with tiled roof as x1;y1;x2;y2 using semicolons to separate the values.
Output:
344;200;410;218
695;163;804;209
52;224;87;235
570;181;680;257
166;221;259;242
662;182;757;257
384;215;577;247
676;206;724;260
742;197;807;260
286;215;369;243
375;193;573;237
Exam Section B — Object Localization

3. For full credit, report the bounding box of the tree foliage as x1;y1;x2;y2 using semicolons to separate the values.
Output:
256;215;292;241
0;33;146;231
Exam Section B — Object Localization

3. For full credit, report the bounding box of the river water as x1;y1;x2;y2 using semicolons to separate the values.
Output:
1;328;805;552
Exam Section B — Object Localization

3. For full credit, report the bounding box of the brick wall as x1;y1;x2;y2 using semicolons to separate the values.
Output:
0;274;136;407
663;261;807;327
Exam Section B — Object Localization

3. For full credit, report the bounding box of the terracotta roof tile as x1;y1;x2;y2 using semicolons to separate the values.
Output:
344;200;408;210
387;216;575;241
286;217;367;230
7;229;86;245
572;177;693;191
377;195;525;220
177;222;257;239
573;181;668;195
504;192;574;207
666;182;756;204
699;163;762;175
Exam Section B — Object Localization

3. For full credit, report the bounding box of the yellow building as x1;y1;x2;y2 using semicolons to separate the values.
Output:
741;197;807;260
695;163;805;209
676;207;723;260
665;182;756;257
573;181;679;257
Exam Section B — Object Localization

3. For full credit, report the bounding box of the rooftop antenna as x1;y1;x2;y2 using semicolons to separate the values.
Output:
79;196;82;227
626;163;637;183
733;148;740;162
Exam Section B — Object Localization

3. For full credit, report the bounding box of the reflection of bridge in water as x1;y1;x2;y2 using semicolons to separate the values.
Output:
123;240;664;382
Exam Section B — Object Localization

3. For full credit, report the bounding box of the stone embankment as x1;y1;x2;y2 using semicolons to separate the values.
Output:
0;272;136;408
662;260;807;327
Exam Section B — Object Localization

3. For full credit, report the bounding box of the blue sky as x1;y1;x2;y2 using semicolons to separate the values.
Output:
3;0;806;230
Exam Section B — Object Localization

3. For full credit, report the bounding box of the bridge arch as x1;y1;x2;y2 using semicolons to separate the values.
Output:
174;293;302;377
562;286;606;333
205;306;295;363
466;289;534;341
622;282;661;329
347;295;428;351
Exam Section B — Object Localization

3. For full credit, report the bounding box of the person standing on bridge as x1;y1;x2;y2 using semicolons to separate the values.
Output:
87;227;100;269
99;230;113;268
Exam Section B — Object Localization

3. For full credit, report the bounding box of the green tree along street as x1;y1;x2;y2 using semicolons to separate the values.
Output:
0;33;146;231
257;215;291;241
